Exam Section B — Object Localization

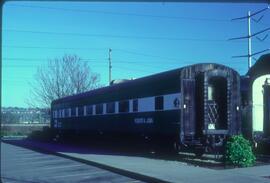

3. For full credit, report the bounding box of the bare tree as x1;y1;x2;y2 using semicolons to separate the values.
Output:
28;54;101;108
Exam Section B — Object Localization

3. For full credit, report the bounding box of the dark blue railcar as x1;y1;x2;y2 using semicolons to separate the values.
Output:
51;63;241;153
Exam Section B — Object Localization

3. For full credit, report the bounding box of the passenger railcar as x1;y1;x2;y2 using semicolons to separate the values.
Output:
51;63;241;154
241;54;270;140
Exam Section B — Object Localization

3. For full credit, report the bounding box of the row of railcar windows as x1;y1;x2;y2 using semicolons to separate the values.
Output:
53;96;164;118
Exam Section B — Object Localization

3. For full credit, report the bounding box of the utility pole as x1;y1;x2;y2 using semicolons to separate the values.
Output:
230;6;270;70
248;11;252;69
108;48;112;85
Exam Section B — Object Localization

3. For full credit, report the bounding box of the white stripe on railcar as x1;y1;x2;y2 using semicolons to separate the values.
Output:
52;92;181;118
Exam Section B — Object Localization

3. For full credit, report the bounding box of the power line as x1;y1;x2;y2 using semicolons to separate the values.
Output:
2;61;180;67
7;4;230;22
114;62;187;70
2;53;249;67
3;58;191;69
2;38;268;52
3;58;111;66
3;61;244;68
2;65;109;68
3;57;177;64
230;6;270;69
3;66;152;77
114;66;152;74
3;57;107;62
7;4;270;27
115;49;183;61
4;29;269;44
2;64;154;77
3;28;230;42
114;49;246;65
114;60;182;65
3;45;107;50
2;56;195;65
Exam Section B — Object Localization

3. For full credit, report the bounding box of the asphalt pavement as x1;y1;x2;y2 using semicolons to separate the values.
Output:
1;139;270;183
1;142;144;183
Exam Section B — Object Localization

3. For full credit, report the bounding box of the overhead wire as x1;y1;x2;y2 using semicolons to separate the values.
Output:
3;57;108;62
4;28;230;42
6;4;270;27
3;30;269;44
6;4;230;22
2;45;108;50
3;4;268;88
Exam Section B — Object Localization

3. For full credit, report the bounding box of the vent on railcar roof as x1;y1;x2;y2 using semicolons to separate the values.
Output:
110;79;135;85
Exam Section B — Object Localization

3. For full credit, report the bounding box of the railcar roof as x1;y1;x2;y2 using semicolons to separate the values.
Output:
52;62;237;105
246;53;270;79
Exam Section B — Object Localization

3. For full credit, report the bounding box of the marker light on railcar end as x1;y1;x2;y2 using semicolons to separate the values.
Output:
208;123;216;130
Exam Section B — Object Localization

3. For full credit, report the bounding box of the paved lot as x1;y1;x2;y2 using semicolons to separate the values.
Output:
2;139;270;183
61;152;270;183
1;142;144;183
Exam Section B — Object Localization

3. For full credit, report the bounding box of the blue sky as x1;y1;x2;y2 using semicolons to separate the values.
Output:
2;1;270;107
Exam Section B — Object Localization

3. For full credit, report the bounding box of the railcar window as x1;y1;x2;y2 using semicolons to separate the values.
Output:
78;107;84;116
83;106;86;116
65;109;69;117
56;110;60;118
119;100;129;113
76;107;78;117
96;104;103;114
86;105;93;115
133;99;138;112
54;111;57;118
71;107;76;116
106;102;115;113
208;85;214;100
155;96;164;110
69;108;71;117
62;109;65;118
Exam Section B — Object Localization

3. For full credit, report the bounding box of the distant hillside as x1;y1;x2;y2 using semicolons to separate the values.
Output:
1;107;50;124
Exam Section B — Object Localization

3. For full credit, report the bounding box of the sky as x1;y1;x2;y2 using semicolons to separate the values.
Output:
2;1;270;108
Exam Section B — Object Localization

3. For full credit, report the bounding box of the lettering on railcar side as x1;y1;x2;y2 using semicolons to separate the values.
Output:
134;117;154;124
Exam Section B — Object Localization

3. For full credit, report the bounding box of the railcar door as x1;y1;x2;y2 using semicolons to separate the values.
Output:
181;78;196;143
203;71;230;134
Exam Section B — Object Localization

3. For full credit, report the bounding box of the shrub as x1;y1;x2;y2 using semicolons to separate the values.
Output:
225;135;256;167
